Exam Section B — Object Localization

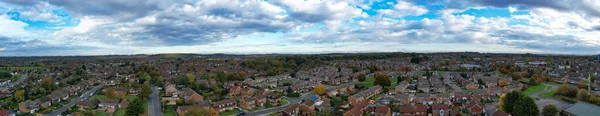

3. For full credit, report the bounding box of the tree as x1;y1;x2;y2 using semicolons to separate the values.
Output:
374;72;391;87
14;90;24;102
106;87;116;98
313;84;325;95
498;94;506;111
513;96;539;116
498;80;508;87
577;89;589;101
139;82;152;100
542;105;559;116
500;91;524;114
126;98;144;116
555;84;569;96
397;76;403;84
358;73;366;82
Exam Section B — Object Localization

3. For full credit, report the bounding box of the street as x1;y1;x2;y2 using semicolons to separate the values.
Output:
148;83;163;116
45;86;102;116
245;93;314;116
0;74;28;91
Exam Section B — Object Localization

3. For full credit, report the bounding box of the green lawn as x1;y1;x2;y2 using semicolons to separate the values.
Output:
540;90;556;98
523;85;548;95
95;111;110;116
359;77;376;87
281;100;289;106
219;110;239;116
114;109;126;116
125;96;138;101
163;106;175;116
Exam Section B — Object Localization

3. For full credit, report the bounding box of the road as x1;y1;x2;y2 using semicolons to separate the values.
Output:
245;93;314;116
45;86;102;116
0;74;27;91
148;83;163;116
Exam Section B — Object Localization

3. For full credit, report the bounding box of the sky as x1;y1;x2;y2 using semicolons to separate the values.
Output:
0;0;599;56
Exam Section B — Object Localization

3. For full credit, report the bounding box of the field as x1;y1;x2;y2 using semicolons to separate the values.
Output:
114;109;126;116
359;76;399;87
523;84;548;95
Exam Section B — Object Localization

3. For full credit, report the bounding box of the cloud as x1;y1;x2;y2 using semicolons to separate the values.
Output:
377;1;429;17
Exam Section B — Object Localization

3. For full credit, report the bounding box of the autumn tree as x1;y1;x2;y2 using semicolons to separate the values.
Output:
542;105;559;116
577;89;589;101
186;73;195;85
313;84;325;95
555;84;569;96
14;90;24;102
498;80;508;87
358;73;366;82
373;72;391;87
498;94;506;111
106;87;116;98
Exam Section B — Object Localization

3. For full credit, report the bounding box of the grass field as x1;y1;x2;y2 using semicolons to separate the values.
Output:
359;77;376;87
219;110;239;116
359;76;399;87
523;84;548;95
114;109;126;116
281;99;289;106
164;106;175;116
540;90;556;98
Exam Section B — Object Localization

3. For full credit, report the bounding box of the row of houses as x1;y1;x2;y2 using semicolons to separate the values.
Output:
18;80;96;114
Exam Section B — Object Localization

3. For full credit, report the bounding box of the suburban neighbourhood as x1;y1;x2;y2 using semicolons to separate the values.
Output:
0;53;599;116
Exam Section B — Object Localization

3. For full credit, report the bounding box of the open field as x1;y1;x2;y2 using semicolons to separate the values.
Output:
523;84;548;95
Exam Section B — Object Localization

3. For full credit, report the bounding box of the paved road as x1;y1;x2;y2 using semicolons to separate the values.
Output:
245;93;314;116
45;86;102;116
0;74;27;91
148;83;163;116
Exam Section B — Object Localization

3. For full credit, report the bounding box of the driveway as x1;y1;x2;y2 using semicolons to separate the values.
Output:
45;86;102;116
148;83;163;116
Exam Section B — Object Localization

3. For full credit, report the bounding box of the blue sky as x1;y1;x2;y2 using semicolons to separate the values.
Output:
0;0;599;56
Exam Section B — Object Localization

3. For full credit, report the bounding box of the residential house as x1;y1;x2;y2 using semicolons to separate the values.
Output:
393;94;410;105
469;103;484;115
165;82;178;97
77;100;96;110
431;104;449;116
213;99;236;112
181;88;203;104
395;81;410;94
348;85;382;105
493;110;511;116
373;106;391;116
343;100;368;116
34;97;51;108
18;100;39;114
239;98;257;110
0;110;15;116
282;104;299;116
98;99;120;110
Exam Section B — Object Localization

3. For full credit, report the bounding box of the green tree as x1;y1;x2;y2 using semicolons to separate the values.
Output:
513;96;539;116
14;90;25;102
139;82;152;100
397;76;403;84
358;73;366;82
542;105;559;116
500;91;524;114
186;73;195;85
126;98;144;116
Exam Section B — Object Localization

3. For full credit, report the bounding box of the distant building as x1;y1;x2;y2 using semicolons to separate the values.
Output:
563;101;600;116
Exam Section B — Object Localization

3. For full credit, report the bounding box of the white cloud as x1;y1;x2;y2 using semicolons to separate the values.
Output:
377;1;428;17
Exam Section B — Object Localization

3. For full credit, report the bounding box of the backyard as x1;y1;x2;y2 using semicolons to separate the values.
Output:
164;106;175;116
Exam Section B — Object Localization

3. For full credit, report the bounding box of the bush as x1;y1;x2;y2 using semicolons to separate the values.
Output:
560;97;576;103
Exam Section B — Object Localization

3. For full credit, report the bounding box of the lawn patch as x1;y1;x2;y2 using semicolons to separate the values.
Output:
523;85;548;95
94;111;110;116
114;109;126;116
359;76;375;87
219;110;239;116
163;106;175;116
